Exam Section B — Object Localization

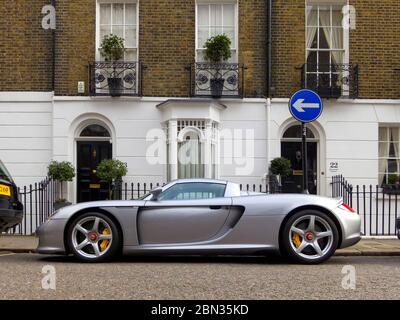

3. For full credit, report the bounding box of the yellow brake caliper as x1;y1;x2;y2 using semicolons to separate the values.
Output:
292;232;302;248
99;228;110;252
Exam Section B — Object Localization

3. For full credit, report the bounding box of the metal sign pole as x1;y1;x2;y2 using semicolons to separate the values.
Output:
289;89;322;195
301;122;309;194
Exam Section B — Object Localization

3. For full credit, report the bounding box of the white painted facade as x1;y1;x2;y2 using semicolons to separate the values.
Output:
1;91;400;202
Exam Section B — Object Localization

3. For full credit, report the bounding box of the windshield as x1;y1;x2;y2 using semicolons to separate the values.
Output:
0;160;13;182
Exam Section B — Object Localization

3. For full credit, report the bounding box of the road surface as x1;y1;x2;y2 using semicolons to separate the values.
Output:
0;253;399;299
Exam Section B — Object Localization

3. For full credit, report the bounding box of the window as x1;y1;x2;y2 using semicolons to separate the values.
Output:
0;160;13;182
196;2;237;62
305;3;347;91
283;125;315;139
379;127;400;186
80;124;111;137
178;131;205;179
158;183;226;201
97;1;138;61
166;119;220;181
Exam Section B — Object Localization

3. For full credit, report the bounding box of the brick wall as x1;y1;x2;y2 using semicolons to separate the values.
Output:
139;0;195;97
272;0;400;99
239;0;267;98
271;0;304;98
0;0;53;91
350;0;400;99
3;1;398;99
54;0;96;96
0;0;267;98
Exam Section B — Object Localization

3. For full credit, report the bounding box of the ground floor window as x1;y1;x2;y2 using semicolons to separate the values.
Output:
167;120;219;180
379;127;400;186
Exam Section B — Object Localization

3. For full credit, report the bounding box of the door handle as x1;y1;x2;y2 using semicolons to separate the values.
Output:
209;205;222;210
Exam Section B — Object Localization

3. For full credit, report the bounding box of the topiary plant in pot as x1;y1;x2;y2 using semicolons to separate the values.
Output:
270;157;293;189
203;34;232;98
100;34;125;97
47;161;75;210
96;159;128;200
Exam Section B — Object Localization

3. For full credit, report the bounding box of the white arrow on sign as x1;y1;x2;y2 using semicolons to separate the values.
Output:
293;99;320;113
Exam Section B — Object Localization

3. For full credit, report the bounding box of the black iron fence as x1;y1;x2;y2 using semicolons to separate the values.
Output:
188;62;244;98
300;63;359;99
9;178;56;236
89;61;143;97
331;175;398;236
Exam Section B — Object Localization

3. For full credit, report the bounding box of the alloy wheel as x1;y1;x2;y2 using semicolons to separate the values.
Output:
71;216;113;259
289;214;334;261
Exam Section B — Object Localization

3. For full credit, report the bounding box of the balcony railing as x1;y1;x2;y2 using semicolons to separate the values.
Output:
89;61;142;97
188;62;244;98
300;63;359;99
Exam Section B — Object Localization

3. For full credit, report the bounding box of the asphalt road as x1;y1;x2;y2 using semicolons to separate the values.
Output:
0;253;399;300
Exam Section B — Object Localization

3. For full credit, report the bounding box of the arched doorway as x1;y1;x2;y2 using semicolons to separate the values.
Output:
76;124;112;203
281;124;319;194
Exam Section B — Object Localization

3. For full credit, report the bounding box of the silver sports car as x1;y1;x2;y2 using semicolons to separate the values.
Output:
37;179;361;264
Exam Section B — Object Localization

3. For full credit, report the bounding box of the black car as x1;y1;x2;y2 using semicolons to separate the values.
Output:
0;160;23;232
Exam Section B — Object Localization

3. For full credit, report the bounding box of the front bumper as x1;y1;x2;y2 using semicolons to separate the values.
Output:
396;218;400;239
333;208;362;249
36;218;68;254
0;208;23;232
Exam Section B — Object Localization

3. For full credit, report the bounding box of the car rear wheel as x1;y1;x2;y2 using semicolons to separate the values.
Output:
67;212;120;262
281;210;339;264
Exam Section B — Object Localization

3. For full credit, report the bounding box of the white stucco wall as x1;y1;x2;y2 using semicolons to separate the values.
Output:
270;98;400;196
2;92;400;202
0;92;53;187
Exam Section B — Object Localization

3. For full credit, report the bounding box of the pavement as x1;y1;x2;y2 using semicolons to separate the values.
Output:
0;235;399;256
0;254;399;299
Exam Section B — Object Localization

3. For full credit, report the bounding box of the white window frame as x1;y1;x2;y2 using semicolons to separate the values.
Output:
304;0;350;93
96;0;139;61
379;126;400;186
195;0;239;62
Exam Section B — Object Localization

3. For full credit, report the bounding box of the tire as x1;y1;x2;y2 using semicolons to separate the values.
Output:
281;209;339;264
67;212;120;262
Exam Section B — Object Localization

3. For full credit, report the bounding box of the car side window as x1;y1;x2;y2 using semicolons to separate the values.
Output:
158;183;226;201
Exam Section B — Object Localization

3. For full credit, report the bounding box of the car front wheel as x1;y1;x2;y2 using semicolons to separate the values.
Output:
282;210;339;264
67;212;120;262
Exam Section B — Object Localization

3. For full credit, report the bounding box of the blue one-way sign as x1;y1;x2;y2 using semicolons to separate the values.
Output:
289;89;323;123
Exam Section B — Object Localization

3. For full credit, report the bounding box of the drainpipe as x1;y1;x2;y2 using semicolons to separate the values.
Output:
267;0;272;98
51;0;56;92
265;0;273;185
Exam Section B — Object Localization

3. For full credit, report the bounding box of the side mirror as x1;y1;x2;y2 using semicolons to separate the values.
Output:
150;188;162;201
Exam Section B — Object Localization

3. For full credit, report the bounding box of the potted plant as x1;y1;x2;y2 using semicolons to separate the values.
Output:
100;34;125;97
47;161;75;210
203;34;232;98
383;174;400;194
270;157;293;190
96;159;128;200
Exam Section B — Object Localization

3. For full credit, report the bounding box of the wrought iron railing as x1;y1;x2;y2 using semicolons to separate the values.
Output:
7;178;56;236
188;62;244;98
300;63;359;99
331;175;399;236
89;61;143;97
